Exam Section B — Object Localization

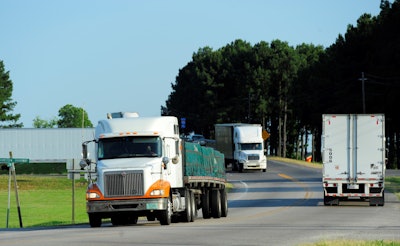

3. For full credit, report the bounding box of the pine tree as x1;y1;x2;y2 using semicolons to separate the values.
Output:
0;60;22;128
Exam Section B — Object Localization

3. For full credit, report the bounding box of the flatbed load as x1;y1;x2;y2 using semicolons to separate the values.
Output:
183;142;226;186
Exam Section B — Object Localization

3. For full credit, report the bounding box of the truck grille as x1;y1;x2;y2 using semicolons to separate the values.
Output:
104;171;144;197
248;154;260;161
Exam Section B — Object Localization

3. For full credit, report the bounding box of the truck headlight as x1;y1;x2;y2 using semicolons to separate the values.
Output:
87;192;100;199
150;189;164;196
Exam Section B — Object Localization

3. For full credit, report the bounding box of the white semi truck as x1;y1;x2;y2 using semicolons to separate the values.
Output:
80;114;227;227
215;123;267;172
322;114;385;206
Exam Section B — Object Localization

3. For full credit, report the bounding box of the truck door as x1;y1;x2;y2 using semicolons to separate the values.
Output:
355;115;385;181
322;115;350;180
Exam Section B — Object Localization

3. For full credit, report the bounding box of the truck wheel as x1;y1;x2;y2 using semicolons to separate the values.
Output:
88;213;102;227
220;189;228;217
201;189;211;219
190;190;196;222
182;189;192;222
211;189;222;218
158;198;172;225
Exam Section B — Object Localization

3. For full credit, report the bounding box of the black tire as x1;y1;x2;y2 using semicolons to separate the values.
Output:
211;189;222;218
158;198;172;225
190;190;196;222
181;189;192;222
370;192;385;206
88;213;102;227
201;189;211;219
220;189;228;217
324;195;339;206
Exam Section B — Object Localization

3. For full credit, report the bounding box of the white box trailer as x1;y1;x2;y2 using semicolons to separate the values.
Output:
322;114;385;206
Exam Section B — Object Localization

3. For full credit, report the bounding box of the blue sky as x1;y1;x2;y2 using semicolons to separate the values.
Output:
0;0;383;127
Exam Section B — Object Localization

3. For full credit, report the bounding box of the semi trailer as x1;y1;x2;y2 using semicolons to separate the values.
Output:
322;114;385;206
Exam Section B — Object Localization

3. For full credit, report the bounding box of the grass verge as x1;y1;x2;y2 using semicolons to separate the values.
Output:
0;175;88;228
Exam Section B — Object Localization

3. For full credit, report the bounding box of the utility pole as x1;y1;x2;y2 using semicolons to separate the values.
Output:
359;72;367;113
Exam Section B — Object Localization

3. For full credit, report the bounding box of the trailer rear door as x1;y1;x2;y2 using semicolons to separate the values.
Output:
322;114;385;181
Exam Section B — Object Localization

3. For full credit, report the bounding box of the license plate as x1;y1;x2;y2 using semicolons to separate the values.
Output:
347;184;359;189
146;203;159;210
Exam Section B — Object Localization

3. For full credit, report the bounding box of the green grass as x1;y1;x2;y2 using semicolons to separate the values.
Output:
386;176;400;200
0;175;88;228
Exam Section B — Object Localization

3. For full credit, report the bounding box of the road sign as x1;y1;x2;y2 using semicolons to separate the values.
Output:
181;117;186;129
0;158;30;167
262;130;270;140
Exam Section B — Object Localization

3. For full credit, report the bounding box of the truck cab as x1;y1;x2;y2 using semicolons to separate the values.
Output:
81;115;182;226
233;125;267;172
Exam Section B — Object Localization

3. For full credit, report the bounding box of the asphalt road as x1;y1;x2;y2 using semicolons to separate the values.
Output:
1;160;399;246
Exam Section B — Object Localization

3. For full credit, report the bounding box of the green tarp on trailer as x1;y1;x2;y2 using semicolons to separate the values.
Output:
184;142;225;179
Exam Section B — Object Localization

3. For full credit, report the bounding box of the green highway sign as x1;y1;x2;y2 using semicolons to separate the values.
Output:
0;158;30;167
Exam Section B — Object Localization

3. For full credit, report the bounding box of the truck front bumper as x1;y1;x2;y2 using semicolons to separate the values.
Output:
87;198;168;213
243;161;267;170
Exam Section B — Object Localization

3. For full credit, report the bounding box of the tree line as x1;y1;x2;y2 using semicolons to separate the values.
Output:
163;0;400;168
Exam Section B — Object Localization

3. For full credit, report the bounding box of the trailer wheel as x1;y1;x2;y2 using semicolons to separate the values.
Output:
370;192;385;206
88;213;102;227
220;188;228;217
324;195;339;206
211;189;222;218
158;197;172;225
201;189;211;219
182;189;192;222
190;190;196;222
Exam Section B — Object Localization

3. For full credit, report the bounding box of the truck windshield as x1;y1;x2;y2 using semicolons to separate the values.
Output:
240;143;262;150
97;136;162;160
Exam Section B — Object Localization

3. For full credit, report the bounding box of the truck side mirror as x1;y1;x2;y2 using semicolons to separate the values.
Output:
82;143;88;159
80;141;93;169
162;157;170;169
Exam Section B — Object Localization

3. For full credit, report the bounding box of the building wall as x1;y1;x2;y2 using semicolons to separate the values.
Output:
0;128;95;162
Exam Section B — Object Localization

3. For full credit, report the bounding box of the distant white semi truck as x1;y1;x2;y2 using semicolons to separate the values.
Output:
322;114;385;206
215;123;267;172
